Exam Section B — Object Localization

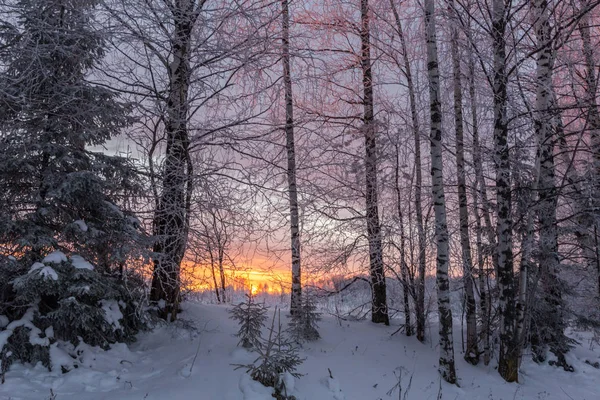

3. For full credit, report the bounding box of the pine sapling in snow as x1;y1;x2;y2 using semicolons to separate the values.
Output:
229;293;268;349
234;308;303;400
287;294;321;343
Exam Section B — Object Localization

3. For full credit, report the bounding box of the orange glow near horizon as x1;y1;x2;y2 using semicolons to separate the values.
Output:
181;260;291;295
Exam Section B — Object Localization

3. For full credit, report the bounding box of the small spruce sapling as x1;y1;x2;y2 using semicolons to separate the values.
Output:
287;293;321;343
234;307;303;400
229;293;268;349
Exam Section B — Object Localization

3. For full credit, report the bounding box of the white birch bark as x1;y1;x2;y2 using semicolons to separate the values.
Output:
281;0;302;316
424;0;456;383
468;49;492;366
491;0;518;382
447;0;477;364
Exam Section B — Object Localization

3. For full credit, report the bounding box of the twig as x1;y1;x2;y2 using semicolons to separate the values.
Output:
560;387;575;400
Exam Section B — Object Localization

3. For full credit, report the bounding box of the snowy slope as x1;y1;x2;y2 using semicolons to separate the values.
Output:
1;302;599;400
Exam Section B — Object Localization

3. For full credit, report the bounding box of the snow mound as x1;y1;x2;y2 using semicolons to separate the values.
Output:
279;371;296;394
43;251;67;264
239;373;274;400
71;255;94;270
321;375;345;400
50;343;75;374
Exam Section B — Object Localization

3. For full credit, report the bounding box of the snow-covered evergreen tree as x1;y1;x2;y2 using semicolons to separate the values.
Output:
287;294;321;343
0;0;146;373
229;293;268;349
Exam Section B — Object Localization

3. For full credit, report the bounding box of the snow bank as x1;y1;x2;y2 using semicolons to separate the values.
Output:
2;302;600;400
50;343;75;374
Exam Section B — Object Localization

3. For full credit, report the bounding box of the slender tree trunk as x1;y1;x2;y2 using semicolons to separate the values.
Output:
468;52;491;365
389;0;426;339
395;143;412;336
209;243;221;303
150;0;199;321
361;0;389;325
595;226;600;297
424;0;456;383
472;170;491;364
515;188;533;367
492;0;517;381
448;0;477;364
531;0;571;369
218;245;226;302
219;252;227;303
465;22;498;277
281;0;302;316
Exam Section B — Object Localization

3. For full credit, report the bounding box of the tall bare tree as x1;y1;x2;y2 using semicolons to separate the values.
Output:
361;0;389;325
281;0;302;316
425;0;456;383
389;0;427;339
447;0;477;364
491;0;518;381
149;0;203;321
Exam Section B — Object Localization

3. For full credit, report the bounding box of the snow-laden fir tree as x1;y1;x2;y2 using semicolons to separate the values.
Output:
229;293;269;349
235;308;303;400
287;294;321;343
0;0;146;374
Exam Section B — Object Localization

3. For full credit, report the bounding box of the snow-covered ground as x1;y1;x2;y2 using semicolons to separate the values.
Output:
1;302;599;400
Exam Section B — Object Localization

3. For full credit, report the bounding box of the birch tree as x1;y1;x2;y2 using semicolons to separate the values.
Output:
447;0;477;364
281;0;302;316
424;0;456;383
490;0;518;381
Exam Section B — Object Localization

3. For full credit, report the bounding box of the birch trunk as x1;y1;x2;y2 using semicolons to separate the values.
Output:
515;188;533;367
150;0;199;321
389;0;426;340
531;0;570;369
468;52;491;365
448;0;477;364
395;143;413;336
281;0;302;316
361;0;389;325
492;0;518;381
424;0;456;382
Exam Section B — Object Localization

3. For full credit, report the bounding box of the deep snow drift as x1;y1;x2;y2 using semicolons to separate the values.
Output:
1;302;599;400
